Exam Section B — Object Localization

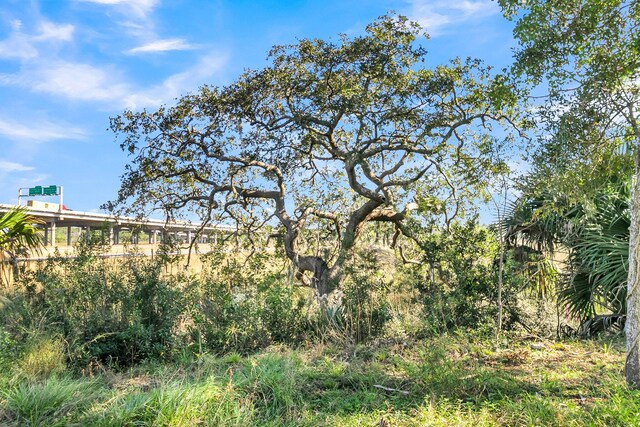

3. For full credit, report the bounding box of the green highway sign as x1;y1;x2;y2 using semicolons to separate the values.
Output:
28;186;42;196
27;185;57;196
43;185;58;196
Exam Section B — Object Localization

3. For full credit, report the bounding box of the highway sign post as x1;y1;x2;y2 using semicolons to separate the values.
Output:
18;185;64;213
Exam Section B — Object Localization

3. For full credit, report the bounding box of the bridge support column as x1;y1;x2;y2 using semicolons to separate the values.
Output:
50;220;56;247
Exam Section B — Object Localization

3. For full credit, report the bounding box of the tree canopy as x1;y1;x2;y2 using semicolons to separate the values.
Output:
500;0;639;197
106;15;521;295
500;0;640;388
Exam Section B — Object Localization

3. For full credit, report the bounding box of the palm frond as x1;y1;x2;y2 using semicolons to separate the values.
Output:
0;207;44;255
503;179;630;329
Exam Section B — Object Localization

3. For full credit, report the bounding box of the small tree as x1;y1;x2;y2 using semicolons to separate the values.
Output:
106;15;521;295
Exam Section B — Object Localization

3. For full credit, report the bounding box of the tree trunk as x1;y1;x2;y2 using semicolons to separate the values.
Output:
282;199;391;297
626;145;640;389
496;225;505;342
295;254;330;293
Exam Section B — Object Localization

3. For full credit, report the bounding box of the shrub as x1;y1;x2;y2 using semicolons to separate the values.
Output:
187;265;307;355
311;249;392;345
7;245;187;368
0;325;17;377
402;219;527;336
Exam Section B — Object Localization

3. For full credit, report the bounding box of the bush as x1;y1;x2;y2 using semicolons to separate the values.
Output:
0;325;17;376
2;241;314;368
310;249;392;345
6;246;186;368
395;218;533;336
187;257;308;355
0;218;552;371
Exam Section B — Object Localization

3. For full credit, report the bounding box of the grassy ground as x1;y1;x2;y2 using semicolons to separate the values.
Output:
1;333;638;426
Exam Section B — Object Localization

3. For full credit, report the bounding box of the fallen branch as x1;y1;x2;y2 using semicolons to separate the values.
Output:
373;384;409;395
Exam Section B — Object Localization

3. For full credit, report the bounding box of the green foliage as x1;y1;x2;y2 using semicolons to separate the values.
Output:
1;335;638;426
2;227;523;373
2;377;103;426
187;269;308;355
0;209;43;287
403;219;524;335
84;379;254;426
0;208;43;257
236;354;303;422
4;247;186;367
16;335;66;379
500;0;640;88
318;250;392;344
504;181;630;331
499;0;640;386
559;187;629;324
73;224;111;261
0;237;316;367
0;326;16;375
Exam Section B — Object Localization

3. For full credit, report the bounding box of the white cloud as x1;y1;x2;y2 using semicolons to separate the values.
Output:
0;52;228;110
117;20;148;38
10;19;23;31
123;52;228;108
405;0;499;36
78;0;159;19
34;21;75;42
0;35;38;59
0;60;129;102
8;174;51;201
0;162;45;205
127;38;196;54
0;161;34;173
0;116;85;141
0;20;75;60
18;173;49;186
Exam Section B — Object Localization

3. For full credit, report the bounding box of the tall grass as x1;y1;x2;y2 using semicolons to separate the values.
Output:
2;376;103;426
1;335;637;426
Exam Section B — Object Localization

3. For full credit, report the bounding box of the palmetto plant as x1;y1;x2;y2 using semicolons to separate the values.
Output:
0;207;43;284
503;182;630;331
501;195;564;255
0;208;42;254
559;187;629;323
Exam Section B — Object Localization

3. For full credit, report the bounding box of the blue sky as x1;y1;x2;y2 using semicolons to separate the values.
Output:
0;0;516;212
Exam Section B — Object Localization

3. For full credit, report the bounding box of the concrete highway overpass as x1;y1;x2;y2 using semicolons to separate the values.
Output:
0;203;235;260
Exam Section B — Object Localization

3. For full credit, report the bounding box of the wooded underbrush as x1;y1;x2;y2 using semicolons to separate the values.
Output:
0;222;614;425
0;219;553;372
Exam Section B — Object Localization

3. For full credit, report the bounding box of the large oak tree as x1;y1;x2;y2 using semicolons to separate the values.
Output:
106;15;519;296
